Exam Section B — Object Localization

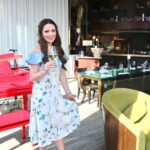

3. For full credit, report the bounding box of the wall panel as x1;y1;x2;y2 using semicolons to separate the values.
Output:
0;0;69;66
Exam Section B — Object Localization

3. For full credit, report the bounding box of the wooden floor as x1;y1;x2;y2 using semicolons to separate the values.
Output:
0;79;105;150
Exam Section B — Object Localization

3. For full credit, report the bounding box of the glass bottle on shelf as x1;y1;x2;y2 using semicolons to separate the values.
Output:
92;36;96;47
96;38;100;48
142;13;145;22
115;15;118;22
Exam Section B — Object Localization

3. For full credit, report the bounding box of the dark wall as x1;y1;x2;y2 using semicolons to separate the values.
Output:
119;32;150;52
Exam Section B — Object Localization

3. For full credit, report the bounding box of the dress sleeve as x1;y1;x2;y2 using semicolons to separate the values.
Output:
26;52;44;65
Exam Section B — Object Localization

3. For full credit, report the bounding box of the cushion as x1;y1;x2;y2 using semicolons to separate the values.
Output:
103;88;139;112
123;100;147;123
135;112;150;150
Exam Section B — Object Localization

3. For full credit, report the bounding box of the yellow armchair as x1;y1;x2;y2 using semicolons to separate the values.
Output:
102;88;150;150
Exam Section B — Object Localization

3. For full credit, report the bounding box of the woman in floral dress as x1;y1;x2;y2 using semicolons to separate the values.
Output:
26;18;80;150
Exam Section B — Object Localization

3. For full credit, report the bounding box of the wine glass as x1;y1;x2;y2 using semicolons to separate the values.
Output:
48;47;57;61
48;47;57;72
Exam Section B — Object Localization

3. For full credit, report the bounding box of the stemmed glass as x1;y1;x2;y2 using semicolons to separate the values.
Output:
48;47;57;72
88;63;96;73
48;47;57;61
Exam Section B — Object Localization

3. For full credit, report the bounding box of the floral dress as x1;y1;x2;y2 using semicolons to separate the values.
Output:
26;52;80;147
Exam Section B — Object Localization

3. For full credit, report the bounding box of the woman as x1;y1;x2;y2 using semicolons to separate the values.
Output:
26;18;80;150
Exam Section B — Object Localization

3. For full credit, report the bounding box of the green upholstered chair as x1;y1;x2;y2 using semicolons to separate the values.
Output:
102;88;150;150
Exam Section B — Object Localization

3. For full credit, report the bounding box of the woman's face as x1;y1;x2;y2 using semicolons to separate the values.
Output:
42;23;56;44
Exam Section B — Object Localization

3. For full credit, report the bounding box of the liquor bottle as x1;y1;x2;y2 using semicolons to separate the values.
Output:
142;13;145;22
92;36;96;47
96;38;100;48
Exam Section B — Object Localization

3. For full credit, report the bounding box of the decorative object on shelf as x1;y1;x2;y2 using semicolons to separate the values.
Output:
82;40;93;46
91;47;103;57
82;40;93;57
76;28;81;46
76;4;84;29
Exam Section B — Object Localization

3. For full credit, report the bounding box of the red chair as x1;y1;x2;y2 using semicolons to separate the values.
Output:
0;110;30;139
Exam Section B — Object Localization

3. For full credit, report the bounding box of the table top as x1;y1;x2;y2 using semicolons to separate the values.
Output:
0;53;22;62
78;67;150;80
0;69;33;98
75;56;101;60
79;70;114;80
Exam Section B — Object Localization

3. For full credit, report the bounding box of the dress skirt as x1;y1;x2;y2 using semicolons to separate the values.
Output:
29;68;80;147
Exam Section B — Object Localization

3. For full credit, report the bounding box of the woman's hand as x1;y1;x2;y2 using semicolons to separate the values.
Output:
44;61;55;71
66;92;75;101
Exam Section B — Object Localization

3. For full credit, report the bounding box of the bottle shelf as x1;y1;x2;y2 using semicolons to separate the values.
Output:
88;21;150;33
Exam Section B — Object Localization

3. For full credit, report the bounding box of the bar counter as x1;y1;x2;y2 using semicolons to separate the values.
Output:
102;53;150;58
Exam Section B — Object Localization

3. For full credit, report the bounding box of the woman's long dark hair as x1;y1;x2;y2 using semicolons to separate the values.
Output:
38;18;67;69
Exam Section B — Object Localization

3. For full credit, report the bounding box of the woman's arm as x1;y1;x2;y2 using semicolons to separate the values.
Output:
59;68;75;100
29;64;46;82
30;61;55;82
29;45;48;82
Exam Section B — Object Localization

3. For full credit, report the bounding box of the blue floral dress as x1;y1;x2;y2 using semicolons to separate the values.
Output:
26;52;80;147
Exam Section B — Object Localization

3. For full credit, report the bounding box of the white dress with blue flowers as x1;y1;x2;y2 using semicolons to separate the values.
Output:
26;52;80;147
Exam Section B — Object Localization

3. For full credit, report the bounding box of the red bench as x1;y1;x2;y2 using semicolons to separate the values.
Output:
0;109;30;139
